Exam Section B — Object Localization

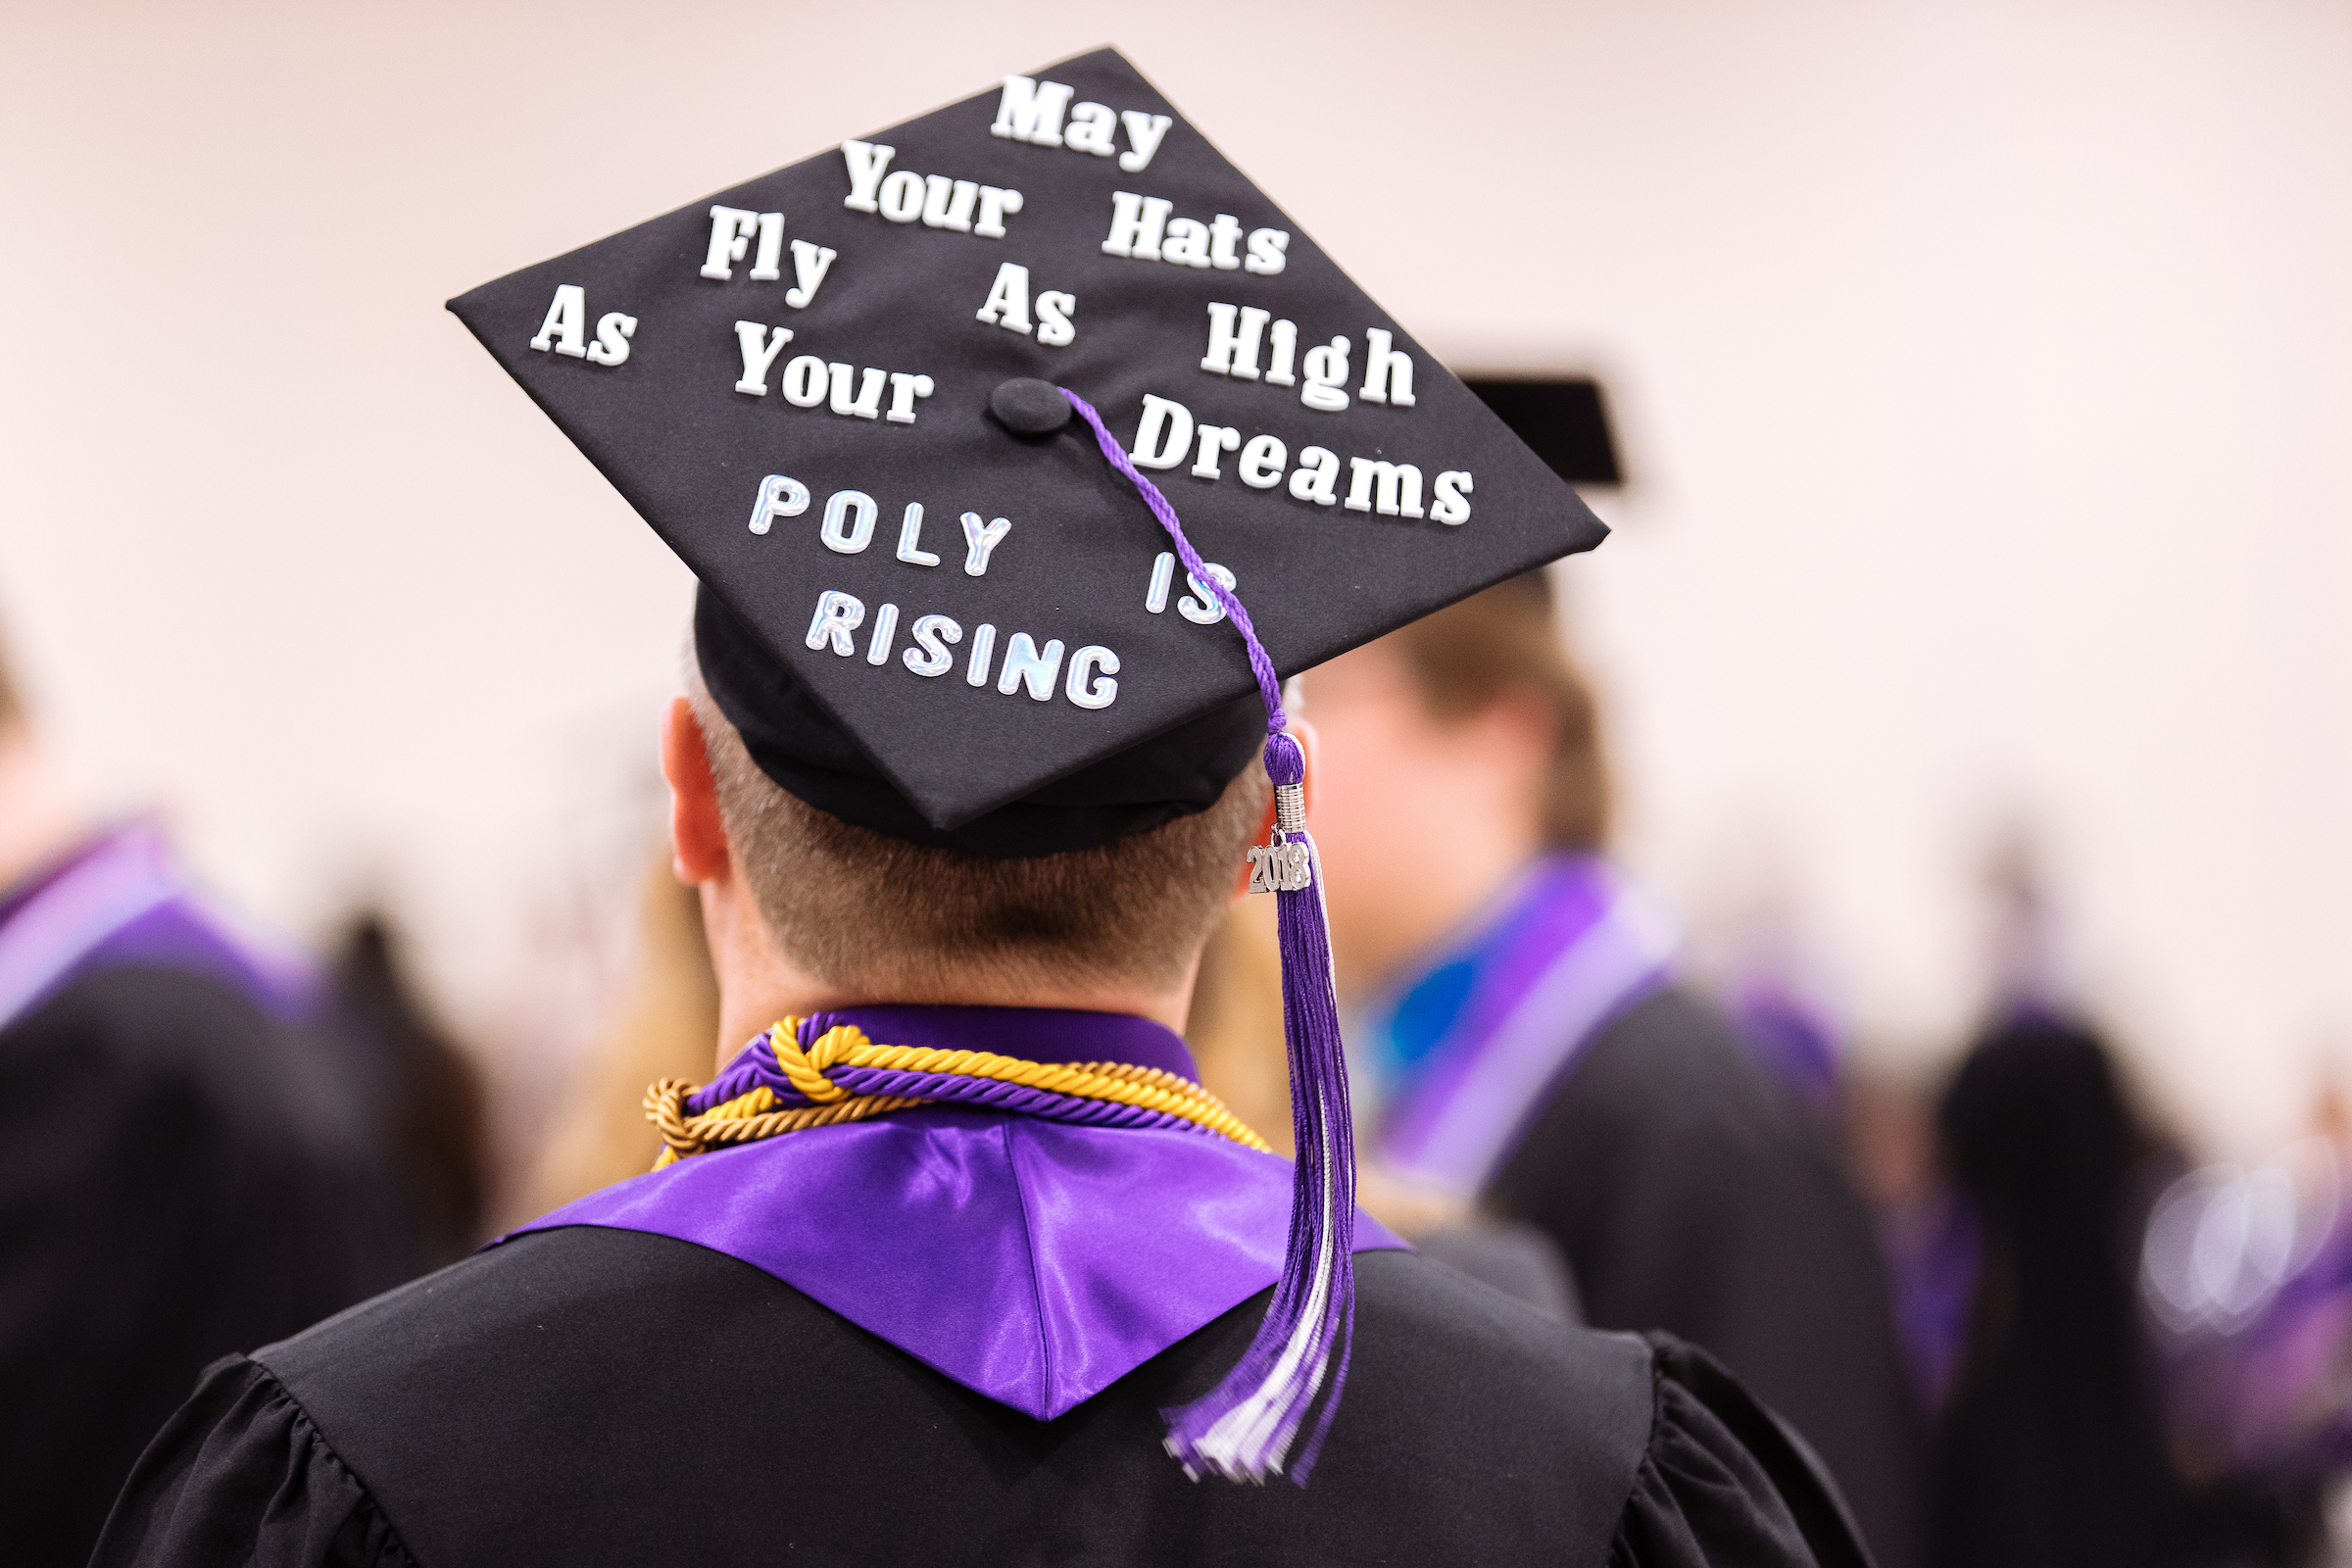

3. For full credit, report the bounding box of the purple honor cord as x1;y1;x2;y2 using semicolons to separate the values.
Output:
1063;388;1359;1486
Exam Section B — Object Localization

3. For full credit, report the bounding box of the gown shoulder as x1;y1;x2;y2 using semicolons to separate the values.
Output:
1612;1335;1875;1568
94;1229;1872;1567
90;1353;416;1568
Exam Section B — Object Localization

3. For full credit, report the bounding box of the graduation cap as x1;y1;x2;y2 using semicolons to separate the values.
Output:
450;46;1606;1484
1462;376;1625;487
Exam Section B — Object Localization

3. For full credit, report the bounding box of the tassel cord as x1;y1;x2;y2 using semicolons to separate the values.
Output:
1063;388;1363;1487
1060;392;1289;732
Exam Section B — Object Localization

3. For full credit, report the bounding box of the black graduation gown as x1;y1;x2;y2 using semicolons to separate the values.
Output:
1489;984;1927;1568
95;1226;1873;1567
0;965;412;1568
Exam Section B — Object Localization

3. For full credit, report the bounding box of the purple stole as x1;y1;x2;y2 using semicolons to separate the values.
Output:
514;1004;1404;1420
1372;855;1678;1196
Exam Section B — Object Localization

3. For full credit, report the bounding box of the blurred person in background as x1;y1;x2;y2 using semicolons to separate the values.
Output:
1188;880;1586;1322
326;911;492;1268
1931;1012;2323;1565
519;853;720;1212
0;634;415;1567
1303;569;1925;1568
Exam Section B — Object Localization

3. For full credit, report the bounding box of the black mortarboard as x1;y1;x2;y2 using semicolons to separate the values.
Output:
448;46;1605;858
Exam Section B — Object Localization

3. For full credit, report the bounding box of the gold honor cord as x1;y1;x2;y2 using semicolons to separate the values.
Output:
646;1019;1268;1169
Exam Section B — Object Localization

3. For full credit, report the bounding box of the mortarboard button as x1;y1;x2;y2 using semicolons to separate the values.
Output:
990;376;1073;436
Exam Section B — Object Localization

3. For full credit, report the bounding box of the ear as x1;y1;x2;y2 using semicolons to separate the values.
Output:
1231;720;1321;903
661;696;732;886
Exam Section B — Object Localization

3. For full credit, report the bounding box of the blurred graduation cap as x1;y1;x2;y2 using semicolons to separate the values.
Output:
1460;377;1624;488
448;46;1606;859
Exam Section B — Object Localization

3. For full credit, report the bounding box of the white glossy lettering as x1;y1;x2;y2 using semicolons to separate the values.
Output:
904;614;961;677
885;372;934;425
1179;563;1236;625
973;186;1023;239
1238;434;1287;488
732;321;792;395
1345;458;1425;517
746;473;810;535
701;206;760;280
877;170;924;223
586;312;635;366
806;590;864;655
828;363;886;418
750;212;785;281
1359;328;1415;407
784;240;836;308
864;602;900;666
1300;336;1350;412
840;141;895;214
1064;101;1117;157
993;75;1074;147
1117;112;1172;172
781;355;828;407
997;632;1065;700
976;263;1033;334
1431;470;1474;525
1191;424;1240;479
530;284;587;358
896;502;940;565
1265;318;1298;386
1036;290;1076;347
1066;646;1119;708
1129;394;1194;470
1102;191;1171;261
958;511;1011;575
1290;445;1340;505
1245;228;1289;275
821;489;879;553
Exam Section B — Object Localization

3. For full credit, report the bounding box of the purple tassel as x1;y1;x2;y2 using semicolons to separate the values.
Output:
1062;389;1360;1485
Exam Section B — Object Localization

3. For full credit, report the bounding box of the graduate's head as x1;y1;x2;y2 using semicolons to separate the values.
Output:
1300;569;1610;991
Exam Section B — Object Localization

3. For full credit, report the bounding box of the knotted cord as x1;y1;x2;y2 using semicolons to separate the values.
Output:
645;1015;1266;1168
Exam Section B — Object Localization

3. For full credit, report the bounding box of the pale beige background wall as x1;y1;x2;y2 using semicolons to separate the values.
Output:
3;0;2346;1155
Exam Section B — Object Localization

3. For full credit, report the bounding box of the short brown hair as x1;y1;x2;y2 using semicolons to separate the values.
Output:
1388;570;1610;852
689;681;1268;993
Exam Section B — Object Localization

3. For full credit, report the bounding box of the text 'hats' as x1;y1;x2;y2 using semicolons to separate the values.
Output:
448;47;1607;849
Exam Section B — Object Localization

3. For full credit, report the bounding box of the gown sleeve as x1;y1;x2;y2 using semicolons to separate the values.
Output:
1608;1335;1876;1568
90;1355;416;1568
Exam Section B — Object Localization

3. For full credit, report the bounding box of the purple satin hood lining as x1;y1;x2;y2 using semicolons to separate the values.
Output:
511;1007;1404;1420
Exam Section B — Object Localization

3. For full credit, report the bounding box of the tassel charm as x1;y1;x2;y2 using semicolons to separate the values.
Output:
1061;387;1362;1486
1246;786;1312;895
